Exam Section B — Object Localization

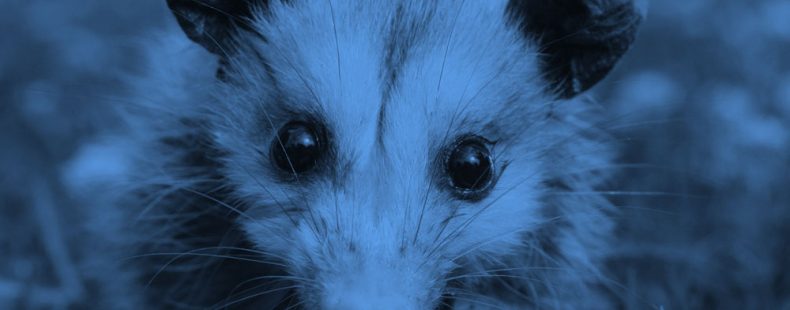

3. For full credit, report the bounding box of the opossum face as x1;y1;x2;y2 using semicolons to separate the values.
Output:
167;0;640;308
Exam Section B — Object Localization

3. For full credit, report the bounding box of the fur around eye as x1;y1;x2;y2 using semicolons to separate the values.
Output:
56;1;647;309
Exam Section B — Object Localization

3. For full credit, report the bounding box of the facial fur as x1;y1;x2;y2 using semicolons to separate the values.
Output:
74;0;641;309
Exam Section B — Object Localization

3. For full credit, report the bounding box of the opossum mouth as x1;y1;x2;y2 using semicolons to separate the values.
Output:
267;293;456;310
267;286;459;310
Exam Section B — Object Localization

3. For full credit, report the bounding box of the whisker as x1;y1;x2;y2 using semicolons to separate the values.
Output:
178;186;256;222
127;247;290;289
546;190;707;199
212;285;302;310
427;169;541;262
220;276;309;309
444;290;506;310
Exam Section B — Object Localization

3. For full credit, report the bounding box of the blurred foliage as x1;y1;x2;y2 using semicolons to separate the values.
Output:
599;0;790;308
1;0;788;308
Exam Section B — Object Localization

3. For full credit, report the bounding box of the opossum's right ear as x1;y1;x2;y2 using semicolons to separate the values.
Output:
166;0;264;55
507;0;643;99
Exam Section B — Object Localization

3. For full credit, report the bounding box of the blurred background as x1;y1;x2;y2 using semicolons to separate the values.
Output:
1;0;788;308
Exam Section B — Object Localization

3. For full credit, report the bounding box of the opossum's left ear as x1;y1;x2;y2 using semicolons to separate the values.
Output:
507;0;643;98
166;0;263;55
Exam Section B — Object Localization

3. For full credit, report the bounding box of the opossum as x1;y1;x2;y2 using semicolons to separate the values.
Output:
67;0;642;308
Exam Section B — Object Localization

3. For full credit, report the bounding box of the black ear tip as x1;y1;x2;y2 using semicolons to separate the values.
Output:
563;2;642;97
508;0;642;98
166;0;262;55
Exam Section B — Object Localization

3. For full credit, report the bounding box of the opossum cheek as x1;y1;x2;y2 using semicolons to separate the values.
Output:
239;215;320;261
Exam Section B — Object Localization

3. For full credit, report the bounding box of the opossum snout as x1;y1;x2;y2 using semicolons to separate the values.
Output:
294;230;453;310
317;257;444;310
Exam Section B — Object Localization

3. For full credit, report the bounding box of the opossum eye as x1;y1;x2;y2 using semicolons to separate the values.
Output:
271;121;323;174
446;138;494;195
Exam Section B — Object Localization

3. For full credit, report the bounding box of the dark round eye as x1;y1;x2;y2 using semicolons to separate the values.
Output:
271;121;323;174
446;139;494;193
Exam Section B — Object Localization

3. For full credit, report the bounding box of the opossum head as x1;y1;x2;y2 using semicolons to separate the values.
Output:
165;0;641;308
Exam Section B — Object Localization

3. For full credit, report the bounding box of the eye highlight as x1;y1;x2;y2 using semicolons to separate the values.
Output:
445;137;495;198
271;121;323;174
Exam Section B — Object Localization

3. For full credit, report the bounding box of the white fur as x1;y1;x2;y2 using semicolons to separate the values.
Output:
68;1;620;308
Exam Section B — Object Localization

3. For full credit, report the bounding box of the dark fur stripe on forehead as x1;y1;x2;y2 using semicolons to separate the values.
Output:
377;2;438;147
380;2;438;101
